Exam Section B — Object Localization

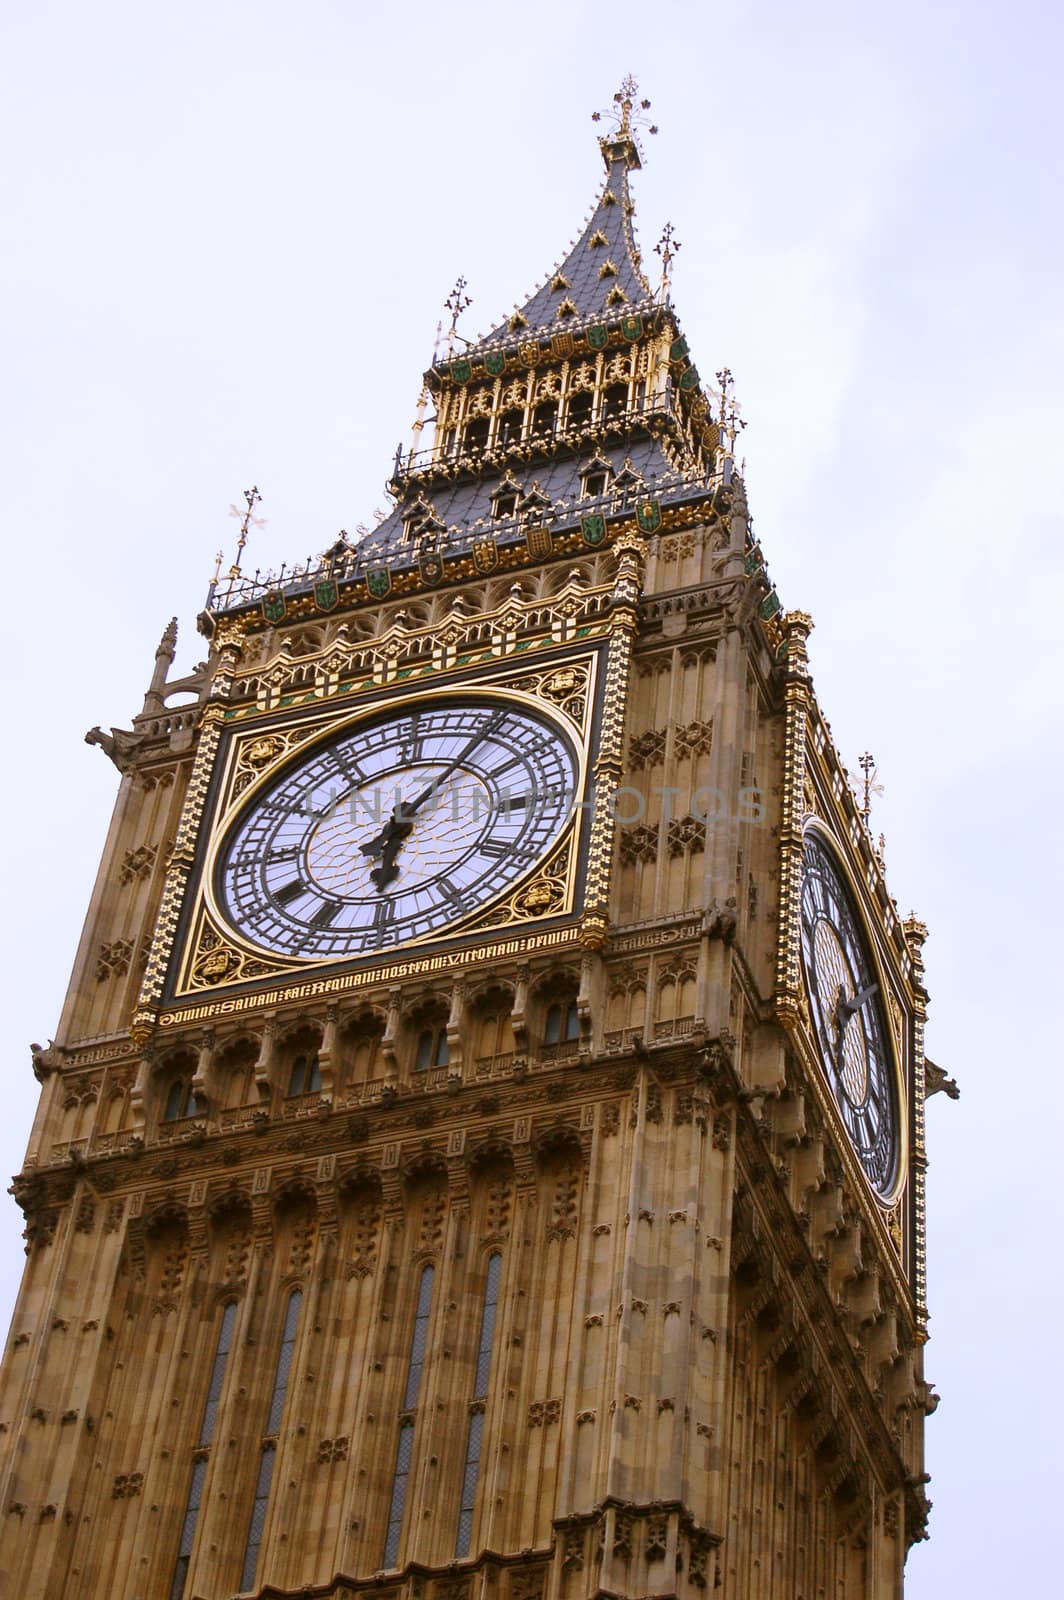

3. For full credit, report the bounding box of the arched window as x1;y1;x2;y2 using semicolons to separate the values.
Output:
170;1300;238;1600
240;1289;303;1593
497;408;523;447
164;1081;198;1122
414;1027;450;1072
602;381;628;421
287;1054;322;1096
567;391;593;430
544;1001;580;1045
463;416;490;454
383;1265;436;1567
532;399;558;437
455;1252;502;1556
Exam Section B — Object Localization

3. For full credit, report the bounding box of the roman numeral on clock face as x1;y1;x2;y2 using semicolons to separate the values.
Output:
275;879;305;907
310;900;341;928
477;838;512;860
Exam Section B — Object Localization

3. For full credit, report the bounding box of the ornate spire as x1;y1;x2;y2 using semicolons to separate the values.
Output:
142;617;178;715
472;81;657;349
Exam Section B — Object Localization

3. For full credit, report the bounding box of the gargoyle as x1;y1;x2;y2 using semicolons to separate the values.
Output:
85;725;144;773
924;1057;960;1100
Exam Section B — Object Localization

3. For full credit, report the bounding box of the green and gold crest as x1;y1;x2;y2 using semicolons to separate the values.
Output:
587;324;608;351
472;534;498;573
581;513;606;547
635;498;661;534
670;334;689;363
620;313;644;342
760;589;782;620
419;548;444;586
366;565;392;600
485;350;506;377
451;358;471;384
679;365;701;391
261;590;286;625
313;577;339;612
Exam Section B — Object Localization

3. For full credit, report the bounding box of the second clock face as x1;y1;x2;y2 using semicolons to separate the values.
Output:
799;830;900;1199
214;697;578;960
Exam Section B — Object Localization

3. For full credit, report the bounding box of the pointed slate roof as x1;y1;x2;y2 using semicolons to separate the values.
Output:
475;129;655;348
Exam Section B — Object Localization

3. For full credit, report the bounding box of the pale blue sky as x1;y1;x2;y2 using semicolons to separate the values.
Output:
2;1;1061;1591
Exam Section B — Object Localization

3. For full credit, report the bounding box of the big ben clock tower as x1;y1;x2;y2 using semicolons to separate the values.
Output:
0;83;938;1600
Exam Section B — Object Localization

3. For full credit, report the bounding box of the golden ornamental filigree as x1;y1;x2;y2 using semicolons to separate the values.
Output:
185;916;289;992
505;663;589;729
212;621;247;655
231;725;316;799
473;838;572;933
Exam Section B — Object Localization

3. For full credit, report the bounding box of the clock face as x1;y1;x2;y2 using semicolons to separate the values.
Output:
214;697;578;960
799;831;900;1199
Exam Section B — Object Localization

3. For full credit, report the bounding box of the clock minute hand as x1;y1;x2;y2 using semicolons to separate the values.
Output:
400;707;508;819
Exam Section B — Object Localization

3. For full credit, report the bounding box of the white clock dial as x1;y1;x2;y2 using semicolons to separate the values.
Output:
215;697;578;959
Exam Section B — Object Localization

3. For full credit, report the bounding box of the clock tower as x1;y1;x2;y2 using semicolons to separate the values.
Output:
0;83;938;1600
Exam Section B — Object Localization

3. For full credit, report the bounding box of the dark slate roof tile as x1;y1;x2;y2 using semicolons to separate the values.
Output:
472;149;654;348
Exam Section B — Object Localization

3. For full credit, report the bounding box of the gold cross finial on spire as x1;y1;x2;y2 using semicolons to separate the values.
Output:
227;485;266;579
443;276;472;356
655;221;681;297
592;76;658;161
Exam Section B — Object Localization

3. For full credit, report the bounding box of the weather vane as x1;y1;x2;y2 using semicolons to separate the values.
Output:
592;75;658;152
655;222;681;298
444;276;473;356
858;752;885;824
227;486;266;579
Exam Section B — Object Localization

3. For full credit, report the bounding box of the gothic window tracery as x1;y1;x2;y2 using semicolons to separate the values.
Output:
170;1299;238;1600
240;1288;303;1593
383;1263;436;1568
286;1053;322;1097
470;987;516;1070
414;1026;450;1072
163;1079;199;1123
342;1011;385;1087
455;1251;502;1556
544;1001;579;1044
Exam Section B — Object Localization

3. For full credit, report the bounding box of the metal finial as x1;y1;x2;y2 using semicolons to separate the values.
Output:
715;368;733;424
858;752;884;824
444;276;473;356
591;76;658;144
654;221;681;297
227;486;266;578
714;368;746;450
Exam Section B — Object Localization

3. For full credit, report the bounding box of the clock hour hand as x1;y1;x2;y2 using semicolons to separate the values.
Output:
359;708;508;890
832;981;877;1057
838;982;878;1024
360;810;414;890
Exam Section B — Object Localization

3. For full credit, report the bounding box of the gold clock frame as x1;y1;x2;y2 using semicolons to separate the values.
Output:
162;648;602;1007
